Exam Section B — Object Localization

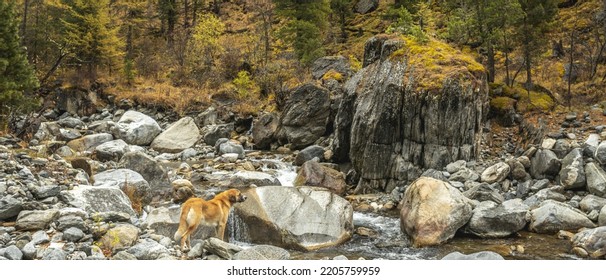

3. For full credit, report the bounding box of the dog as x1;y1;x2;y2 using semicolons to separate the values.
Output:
174;189;247;252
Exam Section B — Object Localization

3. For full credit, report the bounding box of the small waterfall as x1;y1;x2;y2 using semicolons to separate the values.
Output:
256;158;298;186
227;209;251;245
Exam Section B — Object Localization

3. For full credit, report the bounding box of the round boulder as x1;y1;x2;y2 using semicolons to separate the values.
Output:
111;110;161;145
400;177;473;247
294;145;325;166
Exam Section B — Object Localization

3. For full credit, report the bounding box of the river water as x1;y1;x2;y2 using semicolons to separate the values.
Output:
223;156;573;260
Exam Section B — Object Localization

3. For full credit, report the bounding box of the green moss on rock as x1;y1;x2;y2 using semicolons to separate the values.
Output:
490;97;517;111
389;35;485;91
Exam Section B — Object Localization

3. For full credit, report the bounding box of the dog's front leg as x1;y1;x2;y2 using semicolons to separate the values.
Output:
216;224;227;241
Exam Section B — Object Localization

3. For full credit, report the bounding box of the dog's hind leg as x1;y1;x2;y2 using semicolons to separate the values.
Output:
174;204;191;246
181;223;199;252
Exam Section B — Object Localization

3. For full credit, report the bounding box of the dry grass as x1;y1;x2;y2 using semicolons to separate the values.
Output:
107;79;212;116
122;183;143;215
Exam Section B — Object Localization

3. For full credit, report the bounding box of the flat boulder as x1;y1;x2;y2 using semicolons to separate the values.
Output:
151;117;200;153
529;200;595;233
441;251;504;260
111;110;161;145
67;133;113;152
480;162;510;184
450;168;479;182
15;210;59;231
201;124;233;146
465;199;529;238
219;171;280;188
463;183;504;203
233;186;353;251
215;138;245;159
233;245;290;260
580;195;606;213
523;186;567;209
202;237;243;260
127;240;170;260
59;185;136;216
400;177;473;247
311;56;352;80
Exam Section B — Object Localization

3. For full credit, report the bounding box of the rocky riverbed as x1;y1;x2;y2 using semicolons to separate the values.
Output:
2;34;606;260
0;101;605;260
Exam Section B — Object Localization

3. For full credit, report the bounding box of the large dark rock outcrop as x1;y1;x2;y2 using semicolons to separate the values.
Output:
333;35;488;192
276;83;330;149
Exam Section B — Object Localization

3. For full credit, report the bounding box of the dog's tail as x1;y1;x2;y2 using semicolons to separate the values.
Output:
174;203;191;242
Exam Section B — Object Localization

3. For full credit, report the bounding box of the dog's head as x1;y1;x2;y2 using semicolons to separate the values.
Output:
225;189;247;204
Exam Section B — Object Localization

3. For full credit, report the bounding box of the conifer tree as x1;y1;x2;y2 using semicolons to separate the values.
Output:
0;0;39;127
330;0;352;42
55;0;123;81
515;0;558;89
274;0;330;64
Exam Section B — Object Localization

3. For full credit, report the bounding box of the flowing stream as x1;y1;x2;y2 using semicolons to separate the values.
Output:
224;156;573;260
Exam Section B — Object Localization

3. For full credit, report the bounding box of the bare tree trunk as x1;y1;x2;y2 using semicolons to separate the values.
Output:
567;28;574;109
511;58;525;87
524;45;532;92
504;35;511;86
41;50;68;85
487;41;495;83
184;0;190;28
340;11;346;42
192;0;199;26
21;0;29;43
213;0;221;14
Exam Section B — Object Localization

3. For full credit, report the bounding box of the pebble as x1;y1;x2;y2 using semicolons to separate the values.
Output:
516;245;525;254
572;247;588;258
63;227;85;242
0;245;23;260
557;230;575;240
31;230;49;245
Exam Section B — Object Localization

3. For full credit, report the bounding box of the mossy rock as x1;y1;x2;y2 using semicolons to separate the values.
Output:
389;35;485;91
516;91;555;113
322;69;344;82
489;97;517;127
490;97;516;111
